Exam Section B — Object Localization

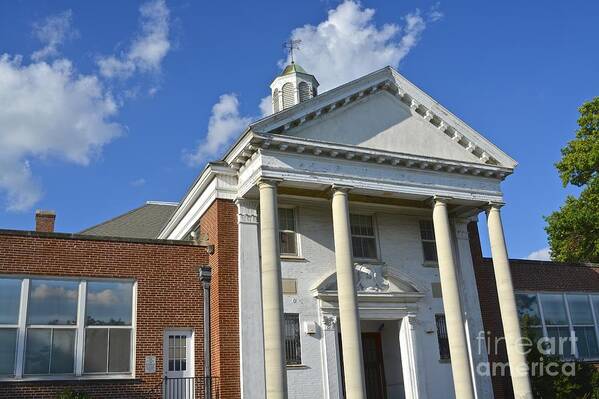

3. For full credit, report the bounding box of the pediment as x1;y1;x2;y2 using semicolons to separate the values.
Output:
312;263;425;303
249;66;517;170
286;91;484;164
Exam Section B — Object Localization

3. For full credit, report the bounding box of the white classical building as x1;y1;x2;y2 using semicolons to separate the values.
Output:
159;64;531;399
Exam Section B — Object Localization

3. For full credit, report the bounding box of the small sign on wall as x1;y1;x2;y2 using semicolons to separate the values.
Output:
145;356;157;373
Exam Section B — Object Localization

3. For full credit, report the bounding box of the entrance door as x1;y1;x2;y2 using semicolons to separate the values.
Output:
339;332;388;399
362;333;387;399
163;330;195;399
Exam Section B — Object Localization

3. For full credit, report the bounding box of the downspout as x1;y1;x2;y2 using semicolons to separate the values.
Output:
199;266;212;399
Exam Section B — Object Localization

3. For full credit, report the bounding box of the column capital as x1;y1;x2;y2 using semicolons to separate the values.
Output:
257;177;283;188
427;195;453;208
484;201;505;213
235;198;259;224
330;184;353;194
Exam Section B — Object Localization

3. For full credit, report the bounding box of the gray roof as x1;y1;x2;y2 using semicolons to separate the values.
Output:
80;201;178;239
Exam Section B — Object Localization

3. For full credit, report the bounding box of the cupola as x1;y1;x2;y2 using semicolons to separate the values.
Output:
270;62;319;113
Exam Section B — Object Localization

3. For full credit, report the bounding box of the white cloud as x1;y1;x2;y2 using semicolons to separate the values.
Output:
97;0;170;79
257;1;441;116
31;10;77;62
0;0;173;212
185;1;441;163
130;178;146;187
526;247;552;261
183;94;252;166
87;289;119;305
0;55;122;211
280;1;439;93
31;283;78;300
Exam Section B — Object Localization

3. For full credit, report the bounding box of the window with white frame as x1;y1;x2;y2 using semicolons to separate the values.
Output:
516;292;599;360
350;214;377;260
419;220;438;264
279;207;298;256
0;278;21;376
0;276;135;379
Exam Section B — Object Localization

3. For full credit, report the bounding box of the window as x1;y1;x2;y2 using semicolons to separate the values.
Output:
435;314;450;360
0;278;21;376
25;279;78;375
0;276;135;379
419;220;438;264
350;214;377;259
279;207;298;256
84;281;134;374
284;313;301;365
516;292;599;360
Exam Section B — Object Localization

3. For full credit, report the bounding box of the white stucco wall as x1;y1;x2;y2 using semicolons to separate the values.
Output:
265;199;491;399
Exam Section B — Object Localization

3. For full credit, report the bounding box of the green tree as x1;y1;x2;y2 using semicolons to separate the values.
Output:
545;97;599;262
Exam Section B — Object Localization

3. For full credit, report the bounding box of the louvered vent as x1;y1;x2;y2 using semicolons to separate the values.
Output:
298;82;310;103
282;82;295;109
273;88;280;113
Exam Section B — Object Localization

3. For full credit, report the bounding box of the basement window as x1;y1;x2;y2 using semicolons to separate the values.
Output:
284;313;302;365
435;314;450;361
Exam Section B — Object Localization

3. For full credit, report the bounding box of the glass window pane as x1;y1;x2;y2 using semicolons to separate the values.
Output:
278;208;295;231
84;328;108;373
422;241;438;263
51;329;75;374
28;280;78;325
108;329;131;373
574;326;599;359
419;220;435;241
567;295;594;324
280;231;297;255
516;293;542;325
86;281;133;326
25;329;51;374
0;329;17;375
546;327;574;358
0;279;21;325
540;294;568;325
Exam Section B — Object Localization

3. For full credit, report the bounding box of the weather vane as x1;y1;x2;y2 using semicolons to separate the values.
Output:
283;39;302;64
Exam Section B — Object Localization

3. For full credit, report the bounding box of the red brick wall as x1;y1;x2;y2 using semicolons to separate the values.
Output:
0;230;208;399
469;221;599;399
200;199;240;399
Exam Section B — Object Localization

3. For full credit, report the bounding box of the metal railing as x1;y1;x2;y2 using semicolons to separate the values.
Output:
158;376;220;399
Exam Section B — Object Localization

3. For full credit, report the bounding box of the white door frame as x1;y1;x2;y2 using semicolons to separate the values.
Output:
162;328;195;378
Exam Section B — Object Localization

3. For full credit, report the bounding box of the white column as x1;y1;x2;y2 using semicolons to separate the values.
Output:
399;315;427;399
259;180;288;399
320;314;343;399
487;205;533;399
331;186;367;399
236;199;266;398
432;198;475;399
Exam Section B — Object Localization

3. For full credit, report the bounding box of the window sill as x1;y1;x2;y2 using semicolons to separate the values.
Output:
286;364;309;369
353;258;381;264
0;374;136;383
422;261;439;268
281;255;307;262
438;359;451;364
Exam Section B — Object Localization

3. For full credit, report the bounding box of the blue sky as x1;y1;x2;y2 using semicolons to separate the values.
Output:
0;0;598;260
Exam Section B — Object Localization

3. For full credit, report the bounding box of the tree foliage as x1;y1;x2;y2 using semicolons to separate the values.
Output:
545;97;599;262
